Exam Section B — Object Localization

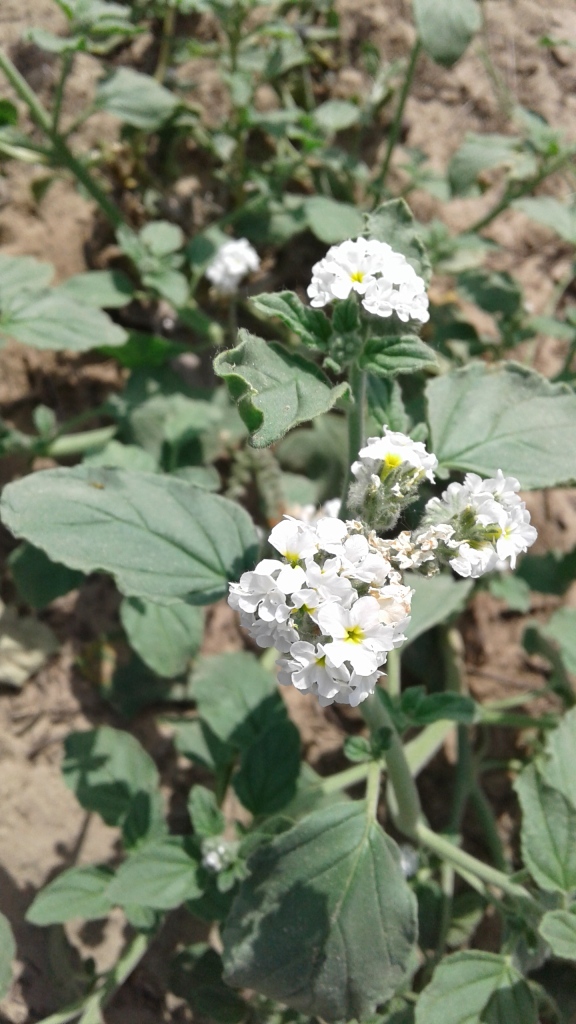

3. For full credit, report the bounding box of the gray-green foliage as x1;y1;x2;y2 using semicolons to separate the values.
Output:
120;598;204;677
427;363;576;487
413;0;481;67
222;803;417;1022
0;467;259;605
0;913;15;1000
415;951;537;1024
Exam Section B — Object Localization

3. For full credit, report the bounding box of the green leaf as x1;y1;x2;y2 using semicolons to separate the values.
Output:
95;67;178;128
192;652;285;750
0;913;15;1000
250;291;332;350
405;574;474;645
537;706;576;807
400;688;476;726
83;440;158;472
0;291;127;350
539;910;576;961
223;803;417;1021
0;466;258;605
120;597;203;678
101;330;185;368
106;838;202;909
174;719;235;773
366;377;411;434
513;197;576;245
233;720;301;815
414;951;537;1024
517;548;576;596
305;196;365;244
427;363;576;488
360;335;438;377
457;270;522;318
171;946;247;1024
0;252;54;298
214;330;348;448
188;785;225;839
488;574;531;613
9;543;83;609
448;134;521;196
515;764;576;893
313;99;360;134
56;270;135;308
414;0;482;67
539;607;576;675
62;726;165;844
26;866;114;925
139;220;184;256
365;199;431;282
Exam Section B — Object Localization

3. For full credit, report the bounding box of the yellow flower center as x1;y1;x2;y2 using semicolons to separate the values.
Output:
316;654;327;667
350;270;364;283
344;625;365;644
285;551;301;567
380;452;403;480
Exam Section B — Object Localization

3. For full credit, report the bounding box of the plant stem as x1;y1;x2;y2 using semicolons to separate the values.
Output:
317;760;374;794
371;39;421;205
416;823;539;910
35;932;150;1024
339;363;366;519
43;425;117;458
468;147;576;235
365;759;382;819
52;50;73;133
0;45;124;228
404;720;454;776
155;3;176;83
361;693;421;839
386;648;401;698
470;781;508;872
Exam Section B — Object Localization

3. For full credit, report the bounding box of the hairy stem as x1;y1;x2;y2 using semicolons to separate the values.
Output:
468;146;576;235
361;692;421;839
371;39;422;205
339;363;366;519
0;45;124;228
155;4;176;82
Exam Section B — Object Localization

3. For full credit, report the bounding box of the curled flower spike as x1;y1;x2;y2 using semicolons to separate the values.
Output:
205;237;260;294
307;237;429;323
348;426;438;530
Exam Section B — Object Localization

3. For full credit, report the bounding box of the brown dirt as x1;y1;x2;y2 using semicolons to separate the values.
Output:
1;0;576;1020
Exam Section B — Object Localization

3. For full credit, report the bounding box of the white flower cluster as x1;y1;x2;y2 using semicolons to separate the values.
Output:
307;238;429;324
205;237;260;294
423;470;537;578
352;427;438;493
201;836;238;873
229;516;412;707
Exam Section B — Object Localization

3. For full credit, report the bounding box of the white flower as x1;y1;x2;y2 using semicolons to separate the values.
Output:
205;237;260;294
317;596;396;675
424;471;537;579
201;837;237;873
229;515;412;706
307;237;429;324
352;427;437;488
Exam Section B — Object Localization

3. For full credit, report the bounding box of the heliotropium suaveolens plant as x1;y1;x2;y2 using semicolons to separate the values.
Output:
6;199;576;1024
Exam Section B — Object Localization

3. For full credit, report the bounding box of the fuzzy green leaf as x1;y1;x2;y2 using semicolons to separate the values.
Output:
233;720;301;815
539;910;576;961
192;652;285;751
26;866;114;925
0;290;127;350
214;330;348;447
360;334;438;377
405;574;474;645
427;362;576;488
305;196;365;244
222;803;417;1022
250;291;332;350
57;269;135;308
365;199;431;282
449;134;520;196
0;466;258;605
107;838;202;909
414;0;482;67
120;597;203;678
95;67;178;128
415;951;537;1024
515;764;576;893
0;913;15;999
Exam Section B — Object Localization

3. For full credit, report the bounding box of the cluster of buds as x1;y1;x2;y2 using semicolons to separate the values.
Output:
205;237;260;294
229;427;537;706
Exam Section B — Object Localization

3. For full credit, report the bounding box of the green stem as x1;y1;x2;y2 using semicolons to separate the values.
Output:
470;782;508;872
155;4;176;82
404;720;454;776
35;932;150;1024
43;425;117;458
416;823;538;910
339;363;366;519
365;760;382;819
478;708;558;729
371;39;422;205
468;147;576;235
0;45;124;228
52;50;73;133
386;648;401;698
361;693;421;839
317;760;374;795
